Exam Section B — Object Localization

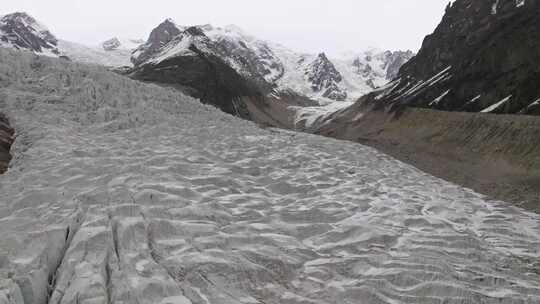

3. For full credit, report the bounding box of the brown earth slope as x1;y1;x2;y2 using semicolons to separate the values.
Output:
317;105;540;212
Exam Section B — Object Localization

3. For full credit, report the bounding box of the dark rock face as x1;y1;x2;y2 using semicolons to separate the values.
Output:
305;53;347;101
131;42;262;119
355;0;540;115
130;23;306;120
131;19;183;66
0;12;60;55
184;26;206;37
0;113;14;174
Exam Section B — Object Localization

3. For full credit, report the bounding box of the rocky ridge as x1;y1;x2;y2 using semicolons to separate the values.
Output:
131;20;413;103
338;0;540;115
0;12;61;56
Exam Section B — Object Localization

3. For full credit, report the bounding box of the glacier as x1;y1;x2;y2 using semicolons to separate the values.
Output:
0;49;540;303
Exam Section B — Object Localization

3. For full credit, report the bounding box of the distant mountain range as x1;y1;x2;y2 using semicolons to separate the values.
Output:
0;12;413;104
4;1;539;119
130;20;413;102
0;12;144;67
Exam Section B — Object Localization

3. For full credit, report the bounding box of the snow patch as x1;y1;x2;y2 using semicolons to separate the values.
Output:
481;95;512;113
429;89;451;106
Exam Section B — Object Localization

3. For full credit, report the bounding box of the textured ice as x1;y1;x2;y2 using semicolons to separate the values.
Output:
1;49;540;303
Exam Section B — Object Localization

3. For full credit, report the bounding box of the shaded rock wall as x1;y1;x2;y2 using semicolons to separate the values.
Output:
131;45;263;120
0;113;14;174
360;0;540;114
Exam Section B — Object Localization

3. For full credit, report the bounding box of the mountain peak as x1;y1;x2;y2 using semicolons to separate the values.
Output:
316;52;329;60
306;52;346;101
132;18;184;65
147;18;183;46
164;18;176;24
0;12;60;56
1;12;52;35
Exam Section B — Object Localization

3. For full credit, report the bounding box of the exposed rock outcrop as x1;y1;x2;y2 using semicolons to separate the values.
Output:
344;0;540;114
305;53;347;101
0;12;60;56
0;113;14;174
131;19;183;66
130;29;264;119
130;19;413;104
310;0;540;208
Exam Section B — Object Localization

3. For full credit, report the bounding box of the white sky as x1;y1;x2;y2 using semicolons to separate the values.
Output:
2;0;450;55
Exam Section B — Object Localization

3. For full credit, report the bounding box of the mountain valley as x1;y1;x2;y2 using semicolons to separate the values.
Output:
1;1;540;303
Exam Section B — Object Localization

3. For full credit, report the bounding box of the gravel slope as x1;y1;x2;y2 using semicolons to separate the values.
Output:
315;105;540;212
1;49;540;304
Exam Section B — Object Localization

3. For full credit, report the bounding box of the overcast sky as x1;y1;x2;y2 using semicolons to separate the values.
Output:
3;0;450;55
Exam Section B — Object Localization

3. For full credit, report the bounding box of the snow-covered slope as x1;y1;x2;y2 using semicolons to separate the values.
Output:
319;0;540;116
1;48;540;303
58;39;137;67
101;37;144;51
133;20;414;102
60;36;143;67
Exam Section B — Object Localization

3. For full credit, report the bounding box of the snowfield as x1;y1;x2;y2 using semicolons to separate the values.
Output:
58;40;136;68
1;49;540;304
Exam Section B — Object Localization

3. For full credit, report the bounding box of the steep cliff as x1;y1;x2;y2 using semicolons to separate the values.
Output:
350;0;540;114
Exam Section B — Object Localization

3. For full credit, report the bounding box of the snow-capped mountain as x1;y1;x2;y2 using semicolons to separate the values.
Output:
0;112;13;174
0;12;412;104
132;19;184;66
0;12;143;67
131;24;262;118
132;20;414;102
303;53;347;100
58;37;143;67
0;12;61;57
